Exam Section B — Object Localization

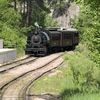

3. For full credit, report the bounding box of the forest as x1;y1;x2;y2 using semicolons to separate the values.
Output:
0;0;100;99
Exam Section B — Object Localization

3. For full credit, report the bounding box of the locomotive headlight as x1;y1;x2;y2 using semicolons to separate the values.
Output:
31;35;41;44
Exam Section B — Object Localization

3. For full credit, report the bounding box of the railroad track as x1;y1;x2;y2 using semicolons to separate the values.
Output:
0;53;64;100
0;56;37;73
22;56;64;100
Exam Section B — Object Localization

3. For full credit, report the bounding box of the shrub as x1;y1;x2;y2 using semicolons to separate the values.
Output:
65;51;100;93
0;24;26;56
0;0;27;56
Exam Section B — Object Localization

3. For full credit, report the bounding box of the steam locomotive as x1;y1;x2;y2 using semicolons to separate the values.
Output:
25;24;79;56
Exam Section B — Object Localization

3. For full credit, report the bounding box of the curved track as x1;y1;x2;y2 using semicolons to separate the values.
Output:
0;53;63;100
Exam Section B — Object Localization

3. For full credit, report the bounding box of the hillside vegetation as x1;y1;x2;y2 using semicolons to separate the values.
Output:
74;0;100;65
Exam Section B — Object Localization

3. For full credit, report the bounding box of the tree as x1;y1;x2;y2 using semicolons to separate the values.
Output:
74;0;100;64
0;0;26;56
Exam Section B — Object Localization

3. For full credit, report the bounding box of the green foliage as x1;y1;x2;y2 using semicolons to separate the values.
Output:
0;0;26;56
1;8;21;28
65;44;100;93
74;0;100;65
62;93;100;100
0;24;26;54
65;52;100;93
44;15;58;27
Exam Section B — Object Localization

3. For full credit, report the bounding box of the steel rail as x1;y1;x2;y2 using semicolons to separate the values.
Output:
0;56;37;73
0;57;39;90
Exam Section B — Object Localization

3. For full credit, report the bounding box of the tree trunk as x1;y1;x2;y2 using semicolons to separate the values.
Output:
13;0;17;11
26;0;33;26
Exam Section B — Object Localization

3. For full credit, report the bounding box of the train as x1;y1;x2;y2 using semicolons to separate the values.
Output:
25;24;79;56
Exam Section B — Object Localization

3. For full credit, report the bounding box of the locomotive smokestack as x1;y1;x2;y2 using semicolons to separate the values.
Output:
34;22;39;28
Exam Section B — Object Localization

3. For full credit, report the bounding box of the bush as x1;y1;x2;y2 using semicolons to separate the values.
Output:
65;50;100;93
73;0;100;66
0;0;27;57
0;24;26;56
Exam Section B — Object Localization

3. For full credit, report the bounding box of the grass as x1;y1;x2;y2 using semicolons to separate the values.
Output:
17;48;25;58
29;63;100;100
62;93;100;100
29;64;74;94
